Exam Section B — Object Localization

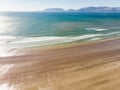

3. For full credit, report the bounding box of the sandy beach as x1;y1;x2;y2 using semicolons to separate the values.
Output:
0;38;120;90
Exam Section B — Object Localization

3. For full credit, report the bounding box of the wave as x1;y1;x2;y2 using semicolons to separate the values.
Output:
0;35;16;44
11;34;101;44
103;31;120;37
0;34;102;57
86;28;108;31
89;37;101;41
0;34;101;47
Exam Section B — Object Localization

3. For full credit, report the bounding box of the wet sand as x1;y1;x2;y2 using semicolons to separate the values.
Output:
0;39;120;90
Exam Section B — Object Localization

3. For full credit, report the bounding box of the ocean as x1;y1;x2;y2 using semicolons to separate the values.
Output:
0;12;120;56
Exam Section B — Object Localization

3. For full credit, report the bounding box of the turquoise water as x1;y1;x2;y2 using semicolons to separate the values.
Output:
0;12;120;56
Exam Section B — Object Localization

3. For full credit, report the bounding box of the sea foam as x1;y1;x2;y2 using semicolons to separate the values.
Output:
6;34;101;48
0;34;101;57
86;28;108;31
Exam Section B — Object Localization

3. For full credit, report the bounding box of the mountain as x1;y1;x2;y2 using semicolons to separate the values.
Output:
78;7;120;12
68;9;76;12
44;8;65;12
43;7;120;12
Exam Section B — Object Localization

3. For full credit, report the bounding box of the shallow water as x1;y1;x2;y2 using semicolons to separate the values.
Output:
0;12;120;56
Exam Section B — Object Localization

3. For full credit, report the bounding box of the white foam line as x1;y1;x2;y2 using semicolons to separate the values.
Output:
12;36;65;43
0;36;15;40
105;31;120;36
86;28;108;31
0;35;16;44
9;34;101;44
0;34;102;57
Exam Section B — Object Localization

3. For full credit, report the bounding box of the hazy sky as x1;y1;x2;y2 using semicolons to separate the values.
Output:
0;0;120;11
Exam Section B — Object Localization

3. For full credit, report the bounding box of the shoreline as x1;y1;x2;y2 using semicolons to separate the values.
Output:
19;37;120;53
0;38;120;90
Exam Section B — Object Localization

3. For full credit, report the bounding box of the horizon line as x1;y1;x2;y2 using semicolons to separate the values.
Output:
0;6;120;12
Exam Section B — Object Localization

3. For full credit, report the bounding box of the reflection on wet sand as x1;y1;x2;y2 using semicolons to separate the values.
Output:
0;64;14;76
0;84;14;90
0;39;120;90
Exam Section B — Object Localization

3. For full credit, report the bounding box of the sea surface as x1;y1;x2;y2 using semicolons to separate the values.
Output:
0;12;120;56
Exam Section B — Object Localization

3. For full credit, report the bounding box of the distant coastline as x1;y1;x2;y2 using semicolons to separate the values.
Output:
42;7;120;12
1;7;120;13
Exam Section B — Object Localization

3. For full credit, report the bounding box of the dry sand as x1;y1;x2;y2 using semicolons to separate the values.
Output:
0;39;120;90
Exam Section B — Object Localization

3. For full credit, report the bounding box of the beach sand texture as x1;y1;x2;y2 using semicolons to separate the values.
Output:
0;39;120;90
